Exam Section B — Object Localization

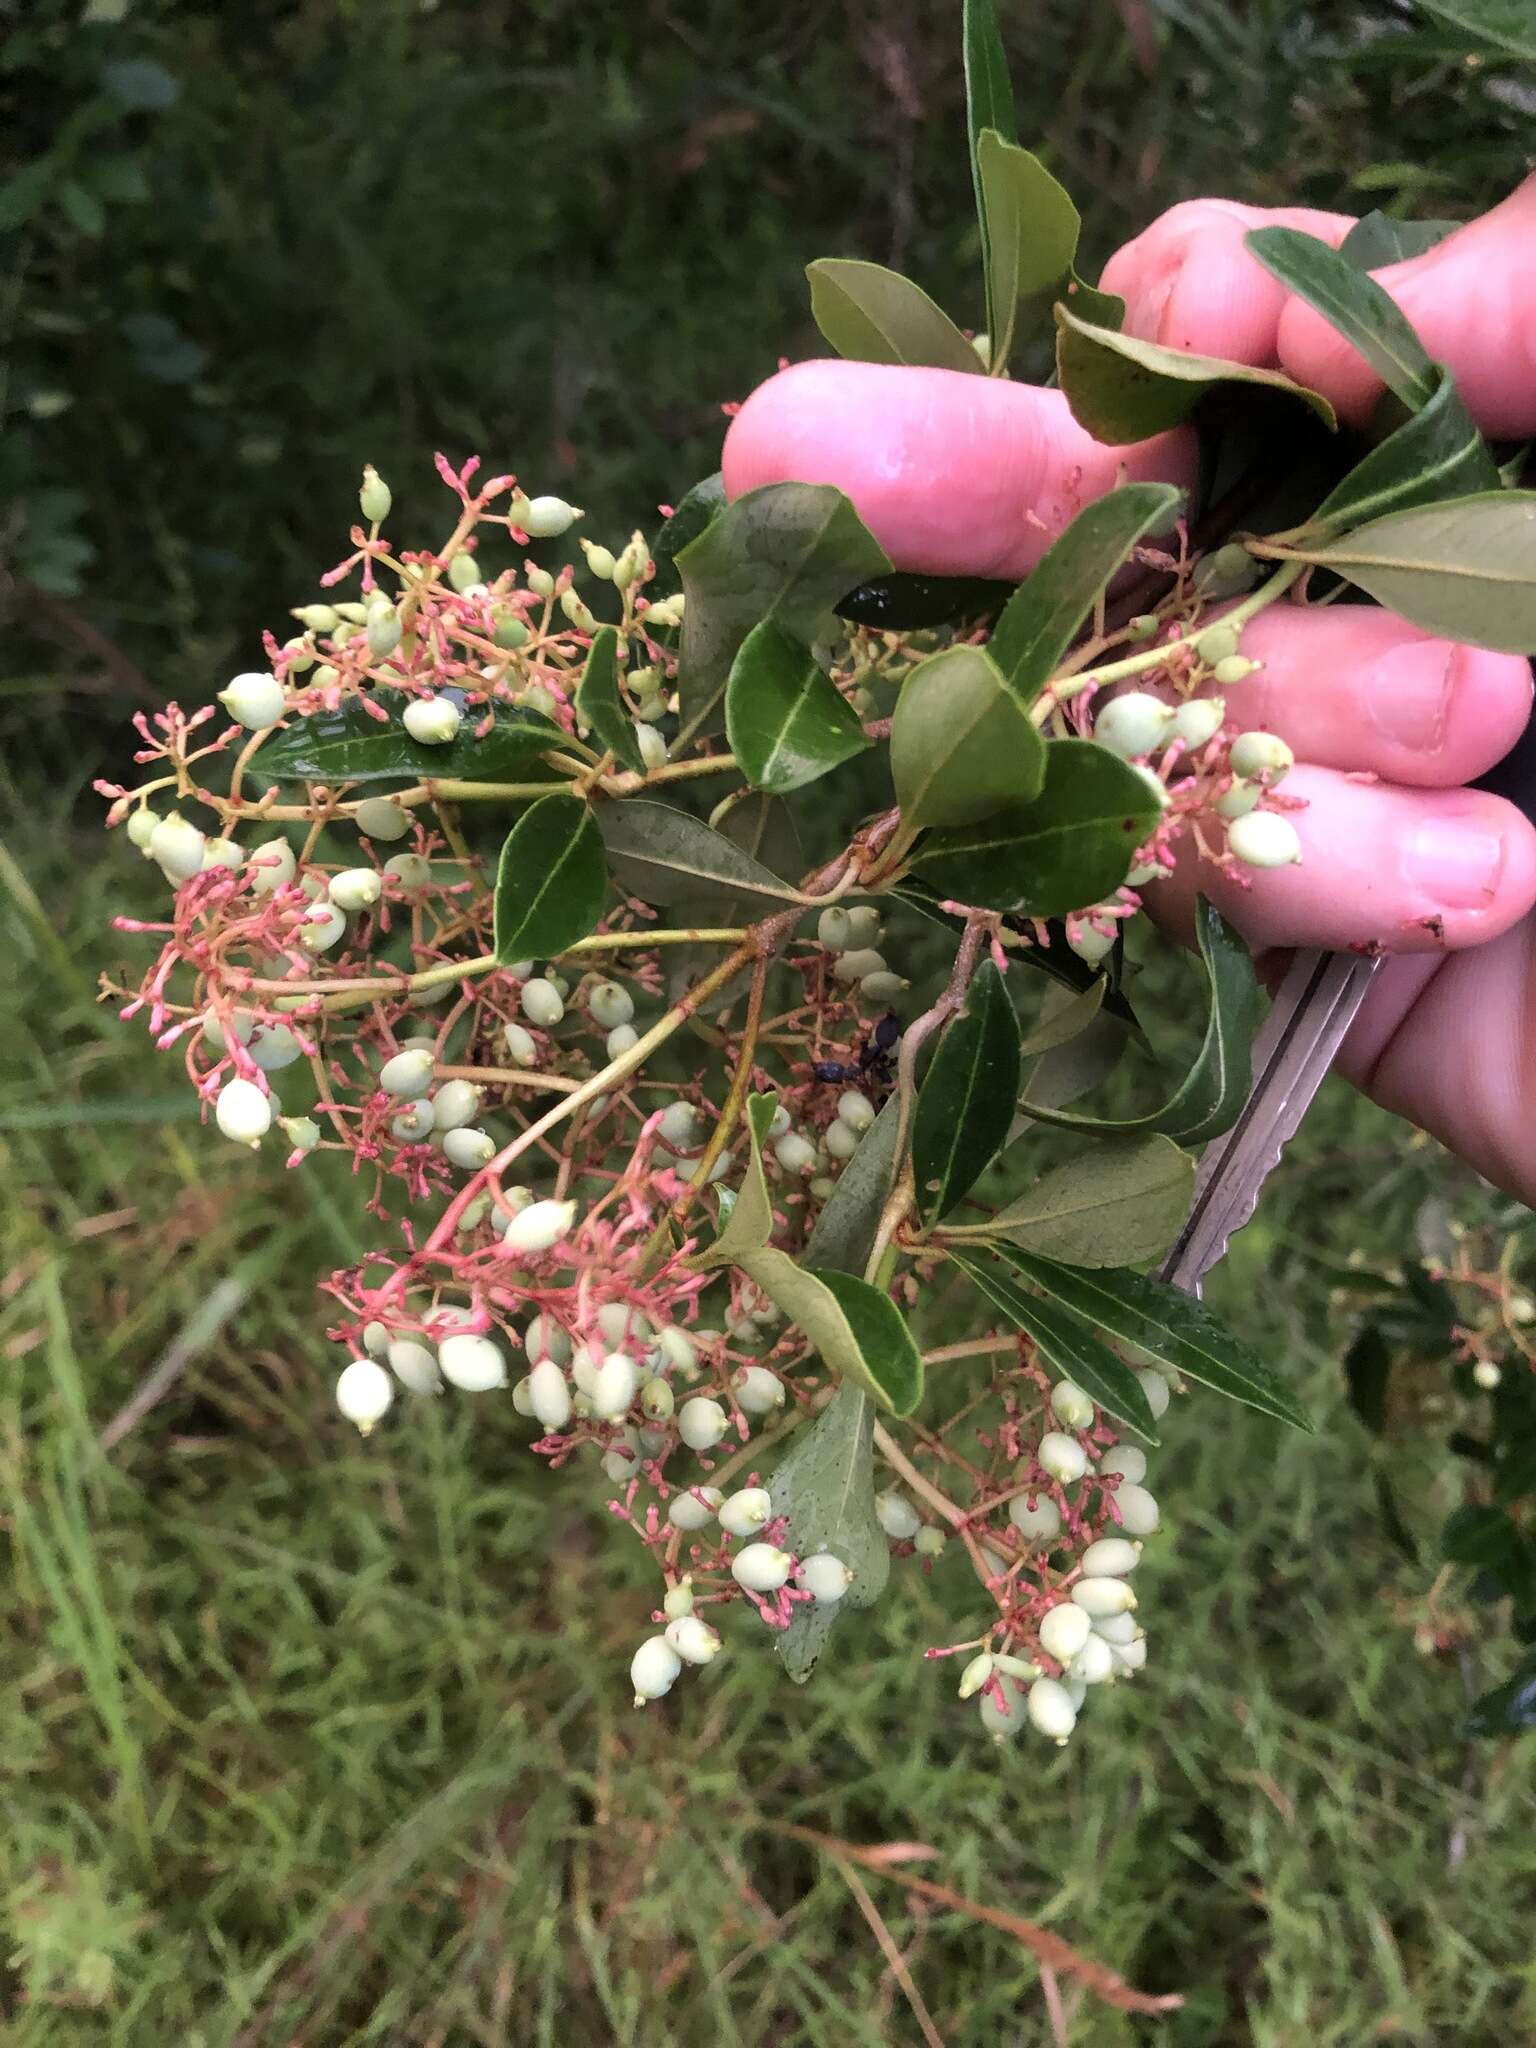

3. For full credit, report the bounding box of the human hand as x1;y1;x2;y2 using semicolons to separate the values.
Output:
721;180;1536;1198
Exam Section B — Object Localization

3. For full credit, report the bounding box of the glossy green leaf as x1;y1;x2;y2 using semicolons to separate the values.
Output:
1025;899;1261;1146
768;1381;890;1681
1055;302;1337;444
1061;273;1126;331
573;625;644;772
890;644;1044;831
971;1134;1194;1268
915;738;1163;917
255;697;568;785
1020;976;1104;1056
1338;212;1460;269
804;1096;903;1279
1286;491;1536;653
950;1250;1159;1442
912;960;1020;1222
665;792;804;1015
693;1092;780;1268
1244;226;1436;411
806;259;982;375
963;0;1017;355
988;484;1185;703
492;795;606;964
1023;1005;1130;1113
654;471;726;567
1414;0;1536;60
737;1245;923;1416
725;620;869;794
977;131;1080;375
1300;364;1499;541
997;1247;1315;1432
594;798;803;908
675;482;891;732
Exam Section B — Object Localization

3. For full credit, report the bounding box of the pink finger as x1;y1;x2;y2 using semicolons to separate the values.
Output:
1147;764;1536;953
1276;175;1536;436
1211;606;1532;787
720;360;1196;580
1100;200;1355;364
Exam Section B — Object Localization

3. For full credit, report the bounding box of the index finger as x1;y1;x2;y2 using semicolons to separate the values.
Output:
720;359;1196;580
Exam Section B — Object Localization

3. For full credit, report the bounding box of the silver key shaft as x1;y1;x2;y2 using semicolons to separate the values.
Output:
1158;948;1382;1296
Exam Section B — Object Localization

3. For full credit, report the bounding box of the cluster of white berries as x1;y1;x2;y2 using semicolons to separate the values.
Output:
815;904;908;1006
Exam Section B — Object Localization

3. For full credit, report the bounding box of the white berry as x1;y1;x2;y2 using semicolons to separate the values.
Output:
730;1543;794;1594
336;1357;394;1432
630;1634;683;1704
215;1077;271;1147
438;1333;507;1392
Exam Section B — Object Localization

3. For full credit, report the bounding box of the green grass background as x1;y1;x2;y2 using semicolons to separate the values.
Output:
4;1;1536;2040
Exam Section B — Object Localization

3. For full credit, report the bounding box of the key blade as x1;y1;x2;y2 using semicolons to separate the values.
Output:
1158;949;1382;1296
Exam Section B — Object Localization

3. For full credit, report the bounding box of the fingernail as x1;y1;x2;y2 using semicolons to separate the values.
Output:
1366;639;1456;752
1402;815;1506;908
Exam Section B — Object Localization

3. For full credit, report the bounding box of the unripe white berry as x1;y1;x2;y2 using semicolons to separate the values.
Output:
387;1339;441;1394
1068;921;1115;967
817;906;852;952
502;1021;539;1068
665;1614;722;1664
1081;1536;1140;1578
201;836;242;872
1038;1601;1092;1664
1091;1610;1141;1645
520;977;565;1028
640;1376;675;1420
730;1542;794;1594
596;1303;653;1347
798;1552;854;1603
362;1319;390;1357
430;1079;482;1131
845;906;882;947
150;812;207;881
1069;1633;1117;1686
656;1325;698;1376
403;695;462;746
126;807;160;851
717;1487;772;1537
441;1126;496;1170
527;1358;572;1429
591;1351;641;1420
875;1489;921;1541
836;1089;875;1133
1227;810;1302;870
1113;1483;1161;1537
1194;622;1242;665
588;980;635;1029
663;1578;695;1619
502;1197;577;1256
215;1076;271;1147
980;1677;1027;1740
634;721;668;771
1050;1382;1096;1429
605;1023;639;1059
630;1634;683;1704
734;1365;785;1416
1093;691;1174;759
1026;1675;1077;1742
860;971;909;1002
1037;1431;1090;1485
523;1312;570;1365
1099;1447;1147;1484
832;946;886;984
218;670;286;730
1112;1635;1149;1676
1135;1368;1171;1420
383;851;432;892
523;494;581;537
390;1097;435;1143
1173;696;1225;749
379;1047;434;1099
914;1524;946;1558
658;1101;701;1149
1071;1575;1137;1618
201;1007;256;1053
438;1333;507;1392
774;1132;817;1174
1473;1359;1502;1390
353;796;412;840
958;1652;995;1699
824;1118;860;1161
569;1345;601;1397
300;901;347;953
358;464;392;523
1009;1492;1061;1541
336;1357;394;1432
328;866;382;913
1229;730;1293;783
678;1396;728;1450
667;1485;723;1531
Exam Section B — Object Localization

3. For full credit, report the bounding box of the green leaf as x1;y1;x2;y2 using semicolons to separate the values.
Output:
675;483;891;733
997;1247;1315;1432
804;1096;903;1278
977;132;1080;376
737;1246;923;1416
1055;302;1338;444
573;625;644;773
725;620;869;795
962;0;1017;349
1299;364;1500;542
768;1381;890;1681
806;259;982;375
890;644;1044;831
1414;0;1536;60
693;1093;780;1268
58;180;105;237
912;960;1020;1222
1344;1323;1393;1436
949;1249;1159;1442
988;484;1185;703
254;697;569;785
1020;976;1104;1056
654;472;726;567
973;1134;1194;1268
594;798;803;908
492;795;606;964
1243;226;1436;412
915;738;1163;917
1023;1005;1130;1112
1283;491;1536;654
1442;1504;1524;1571
1024;899;1262;1146
1338;212;1460;269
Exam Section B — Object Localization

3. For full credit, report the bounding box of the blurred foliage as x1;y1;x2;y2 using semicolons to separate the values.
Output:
2;0;1534;767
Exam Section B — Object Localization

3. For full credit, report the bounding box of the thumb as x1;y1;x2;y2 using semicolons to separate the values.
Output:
721;359;1195;581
